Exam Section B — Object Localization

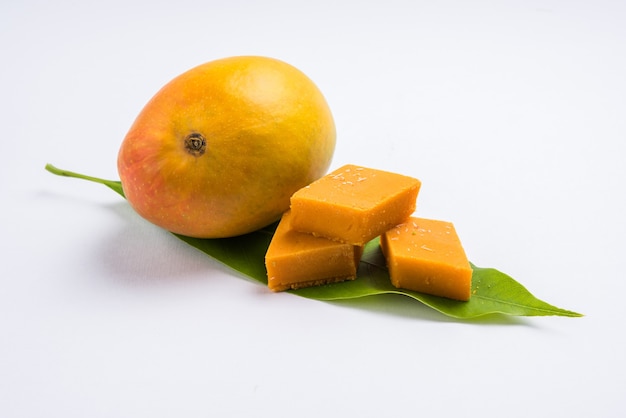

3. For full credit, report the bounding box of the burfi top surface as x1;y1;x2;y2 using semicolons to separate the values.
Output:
385;217;470;268
266;210;354;256
291;164;420;210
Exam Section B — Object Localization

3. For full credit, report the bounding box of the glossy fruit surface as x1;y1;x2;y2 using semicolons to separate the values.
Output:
118;56;336;238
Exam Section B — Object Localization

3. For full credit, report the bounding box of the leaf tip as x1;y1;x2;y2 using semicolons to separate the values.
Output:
44;163;60;175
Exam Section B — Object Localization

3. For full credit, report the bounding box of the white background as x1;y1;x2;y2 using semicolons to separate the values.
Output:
2;1;625;417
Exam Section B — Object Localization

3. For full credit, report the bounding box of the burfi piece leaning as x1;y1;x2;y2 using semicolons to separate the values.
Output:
380;217;472;301
265;210;363;292
290;164;421;245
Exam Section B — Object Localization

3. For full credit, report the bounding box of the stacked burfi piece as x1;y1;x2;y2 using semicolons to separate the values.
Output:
265;164;473;301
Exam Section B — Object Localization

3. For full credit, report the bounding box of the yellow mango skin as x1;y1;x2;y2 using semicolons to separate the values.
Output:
118;56;336;238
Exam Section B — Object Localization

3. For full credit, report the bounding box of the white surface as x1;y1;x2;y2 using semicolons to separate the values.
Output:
2;1;625;417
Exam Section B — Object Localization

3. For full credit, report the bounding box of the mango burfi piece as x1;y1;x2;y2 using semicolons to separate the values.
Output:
290;164;421;245
380;217;472;301
265;211;363;292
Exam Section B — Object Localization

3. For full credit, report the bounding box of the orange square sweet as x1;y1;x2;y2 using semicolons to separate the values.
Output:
380;217;472;301
289;164;421;245
265;211;363;292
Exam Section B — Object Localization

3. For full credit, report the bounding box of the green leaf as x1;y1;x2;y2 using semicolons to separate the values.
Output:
46;164;583;319
174;224;277;283
292;239;582;318
45;164;125;198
